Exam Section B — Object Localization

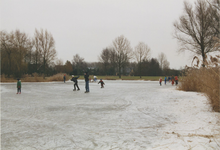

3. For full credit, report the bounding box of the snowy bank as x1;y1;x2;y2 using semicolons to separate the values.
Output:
1;81;220;150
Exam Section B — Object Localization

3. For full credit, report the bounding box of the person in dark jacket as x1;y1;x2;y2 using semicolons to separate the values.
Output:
171;75;175;85
168;76;171;83
98;79;105;88
175;75;178;85
17;78;21;94
71;75;80;91
84;72;89;93
63;74;66;83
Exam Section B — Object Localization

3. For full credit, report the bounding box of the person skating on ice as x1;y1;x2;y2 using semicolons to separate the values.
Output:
84;72;89;93
171;75;175;85
63;74;66;83
71;75;80;91
175;75;178;85
98;79;105;88
93;76;97;82
159;77;162;86
168;76;171;83
164;76;167;85
17;78;21;94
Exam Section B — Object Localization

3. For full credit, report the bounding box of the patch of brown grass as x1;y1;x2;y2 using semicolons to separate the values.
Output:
47;73;70;81
178;55;220;112
0;73;70;82
0;74;16;82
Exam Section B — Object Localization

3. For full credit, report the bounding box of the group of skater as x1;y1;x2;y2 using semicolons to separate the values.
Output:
68;72;105;93
159;75;178;86
16;74;178;94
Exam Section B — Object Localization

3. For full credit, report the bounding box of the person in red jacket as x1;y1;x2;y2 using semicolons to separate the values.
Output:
98;79;105;88
175;75;178;85
159;77;162;86
171;75;175;85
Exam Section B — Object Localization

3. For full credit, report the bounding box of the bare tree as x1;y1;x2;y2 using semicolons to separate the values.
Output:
98;47;112;75
55;59;64;73
0;31;14;77
73;54;85;65
64;60;73;74
33;32;41;71
10;30;31;77
25;38;35;64
72;54;87;74
208;0;220;52
207;0;220;37
112;35;133;78
56;59;63;66
163;59;170;75
134;42;151;78
158;52;167;70
163;60;170;70
173;0;220;67
34;29;57;78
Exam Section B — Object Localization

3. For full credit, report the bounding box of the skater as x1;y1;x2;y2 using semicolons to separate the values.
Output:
17;78;21;94
71;75;80;91
84;72;89;93
164;76;167;85
63;74;66;83
171;75;175;85
168;76;171;83
98;79;105;88
159;77;162;86
175;75;178;85
93;76;97;82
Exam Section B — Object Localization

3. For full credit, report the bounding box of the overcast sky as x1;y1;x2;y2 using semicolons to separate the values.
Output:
1;0;197;69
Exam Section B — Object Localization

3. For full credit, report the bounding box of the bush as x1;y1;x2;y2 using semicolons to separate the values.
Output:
0;74;16;82
0;73;70;82
47;73;70;81
178;55;220;112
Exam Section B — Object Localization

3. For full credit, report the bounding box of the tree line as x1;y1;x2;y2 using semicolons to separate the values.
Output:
1;0;218;78
1;30;177;78
1;29;56;78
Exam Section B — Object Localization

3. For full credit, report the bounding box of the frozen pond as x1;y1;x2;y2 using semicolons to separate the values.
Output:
1;80;220;150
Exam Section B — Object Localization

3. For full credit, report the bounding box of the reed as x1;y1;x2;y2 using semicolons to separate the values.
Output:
178;55;220;112
0;73;70;82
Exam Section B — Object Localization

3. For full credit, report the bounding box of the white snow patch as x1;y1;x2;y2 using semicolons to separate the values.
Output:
1;81;220;150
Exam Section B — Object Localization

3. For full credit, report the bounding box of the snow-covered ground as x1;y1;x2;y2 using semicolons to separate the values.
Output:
1;80;220;150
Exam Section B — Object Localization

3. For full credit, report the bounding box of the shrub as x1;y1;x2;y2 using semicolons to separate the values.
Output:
0;73;70;82
47;73;64;81
178;55;220;112
0;74;16;82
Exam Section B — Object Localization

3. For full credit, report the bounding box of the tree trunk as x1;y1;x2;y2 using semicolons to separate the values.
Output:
119;64;121;78
43;58;46;79
19;50;22;78
7;55;12;77
139;62;142;78
201;45;206;67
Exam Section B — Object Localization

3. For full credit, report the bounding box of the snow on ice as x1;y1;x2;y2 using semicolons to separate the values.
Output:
1;80;220;150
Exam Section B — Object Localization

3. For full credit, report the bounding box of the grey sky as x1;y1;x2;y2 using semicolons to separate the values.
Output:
1;0;196;69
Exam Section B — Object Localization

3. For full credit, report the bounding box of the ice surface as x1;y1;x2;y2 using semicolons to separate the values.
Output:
1;80;220;150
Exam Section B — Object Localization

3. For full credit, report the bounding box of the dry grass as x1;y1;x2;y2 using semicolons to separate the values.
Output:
1;73;70;82
0;74;16;82
178;55;220;112
47;73;70;81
